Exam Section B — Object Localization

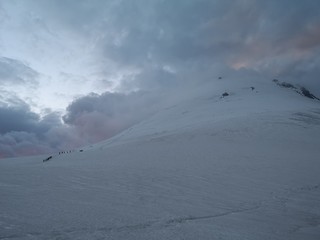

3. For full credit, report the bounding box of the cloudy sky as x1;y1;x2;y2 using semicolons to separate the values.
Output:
0;0;320;158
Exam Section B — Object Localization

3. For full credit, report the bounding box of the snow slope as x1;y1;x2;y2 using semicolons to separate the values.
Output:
1;77;320;239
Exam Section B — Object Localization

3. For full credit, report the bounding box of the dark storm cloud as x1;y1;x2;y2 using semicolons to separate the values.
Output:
0;57;39;86
37;0;319;91
18;0;320;88
63;91;161;142
87;0;320;67
0;104;41;134
0;131;52;158
0;97;80;158
0;90;163;158
0;94;65;135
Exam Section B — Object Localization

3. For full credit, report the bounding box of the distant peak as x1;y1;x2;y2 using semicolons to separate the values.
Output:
273;79;320;101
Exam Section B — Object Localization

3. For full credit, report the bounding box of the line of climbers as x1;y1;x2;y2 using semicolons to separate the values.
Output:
59;150;75;155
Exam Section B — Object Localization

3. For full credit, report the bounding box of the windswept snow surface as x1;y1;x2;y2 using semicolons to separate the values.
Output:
1;78;320;239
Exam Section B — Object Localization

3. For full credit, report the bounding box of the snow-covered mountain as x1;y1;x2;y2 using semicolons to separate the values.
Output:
1;77;320;240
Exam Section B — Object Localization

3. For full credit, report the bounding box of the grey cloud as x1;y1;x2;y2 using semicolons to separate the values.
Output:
0;89;164;158
12;0;320;91
0;97;78;158
0;3;8;25
0;131;53;158
0;57;39;86
63;91;161;142
0;95;64;136
0;104;40;134
35;0;110;31
94;0;320;91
